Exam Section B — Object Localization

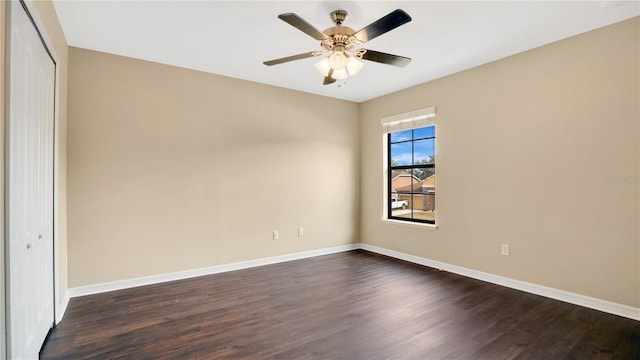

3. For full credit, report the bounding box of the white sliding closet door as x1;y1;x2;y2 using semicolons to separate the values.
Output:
6;1;56;359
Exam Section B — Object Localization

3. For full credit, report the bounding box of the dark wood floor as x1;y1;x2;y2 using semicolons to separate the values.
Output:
41;250;639;359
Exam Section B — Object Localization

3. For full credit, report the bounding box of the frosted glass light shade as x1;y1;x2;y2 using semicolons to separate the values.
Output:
328;51;347;70
314;57;331;77
332;68;348;80
346;56;364;76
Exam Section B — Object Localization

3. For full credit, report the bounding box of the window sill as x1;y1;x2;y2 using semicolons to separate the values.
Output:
380;218;438;230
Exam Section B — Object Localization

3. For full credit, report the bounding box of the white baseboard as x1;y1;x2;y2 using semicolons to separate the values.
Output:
65;242;639;322
359;243;640;321
55;291;70;324
68;244;359;298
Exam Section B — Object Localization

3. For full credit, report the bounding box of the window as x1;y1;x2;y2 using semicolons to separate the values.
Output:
382;108;436;225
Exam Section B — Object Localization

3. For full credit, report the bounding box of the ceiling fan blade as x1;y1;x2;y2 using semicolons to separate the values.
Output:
323;69;336;85
263;51;323;66
323;77;336;85
360;49;411;67
352;9;411;44
278;13;330;41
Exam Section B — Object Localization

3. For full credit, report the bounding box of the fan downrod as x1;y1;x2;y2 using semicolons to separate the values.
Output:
330;10;348;25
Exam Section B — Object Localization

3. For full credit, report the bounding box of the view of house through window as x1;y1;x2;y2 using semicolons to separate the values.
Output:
388;126;435;224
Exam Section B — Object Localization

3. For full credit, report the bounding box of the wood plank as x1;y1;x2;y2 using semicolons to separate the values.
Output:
40;250;640;359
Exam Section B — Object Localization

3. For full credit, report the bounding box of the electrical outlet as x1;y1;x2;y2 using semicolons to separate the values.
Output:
273;230;279;240
501;244;509;256
298;227;304;237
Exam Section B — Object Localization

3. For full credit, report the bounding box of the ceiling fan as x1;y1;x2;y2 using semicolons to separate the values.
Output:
263;9;412;85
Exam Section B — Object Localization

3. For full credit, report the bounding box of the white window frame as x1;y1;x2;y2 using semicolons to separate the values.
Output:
381;107;438;229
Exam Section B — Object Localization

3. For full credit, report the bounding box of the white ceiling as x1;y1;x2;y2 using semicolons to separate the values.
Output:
52;1;639;103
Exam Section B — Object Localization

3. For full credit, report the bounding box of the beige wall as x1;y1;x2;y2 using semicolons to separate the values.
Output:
360;18;640;308
67;48;360;287
1;0;68;320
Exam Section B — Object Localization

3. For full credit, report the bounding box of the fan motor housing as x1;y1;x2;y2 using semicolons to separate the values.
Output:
321;26;358;51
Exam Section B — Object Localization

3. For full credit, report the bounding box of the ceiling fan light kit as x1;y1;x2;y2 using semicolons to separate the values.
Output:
264;9;412;85
314;49;364;79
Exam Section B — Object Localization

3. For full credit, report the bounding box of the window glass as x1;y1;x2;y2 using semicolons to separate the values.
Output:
390;142;412;166
388;126;435;224
413;126;435;139
413;138;435;165
390;129;412;143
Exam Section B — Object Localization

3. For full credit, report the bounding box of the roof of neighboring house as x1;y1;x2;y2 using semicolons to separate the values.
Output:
423;175;435;186
393;175;436;194
391;170;421;182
